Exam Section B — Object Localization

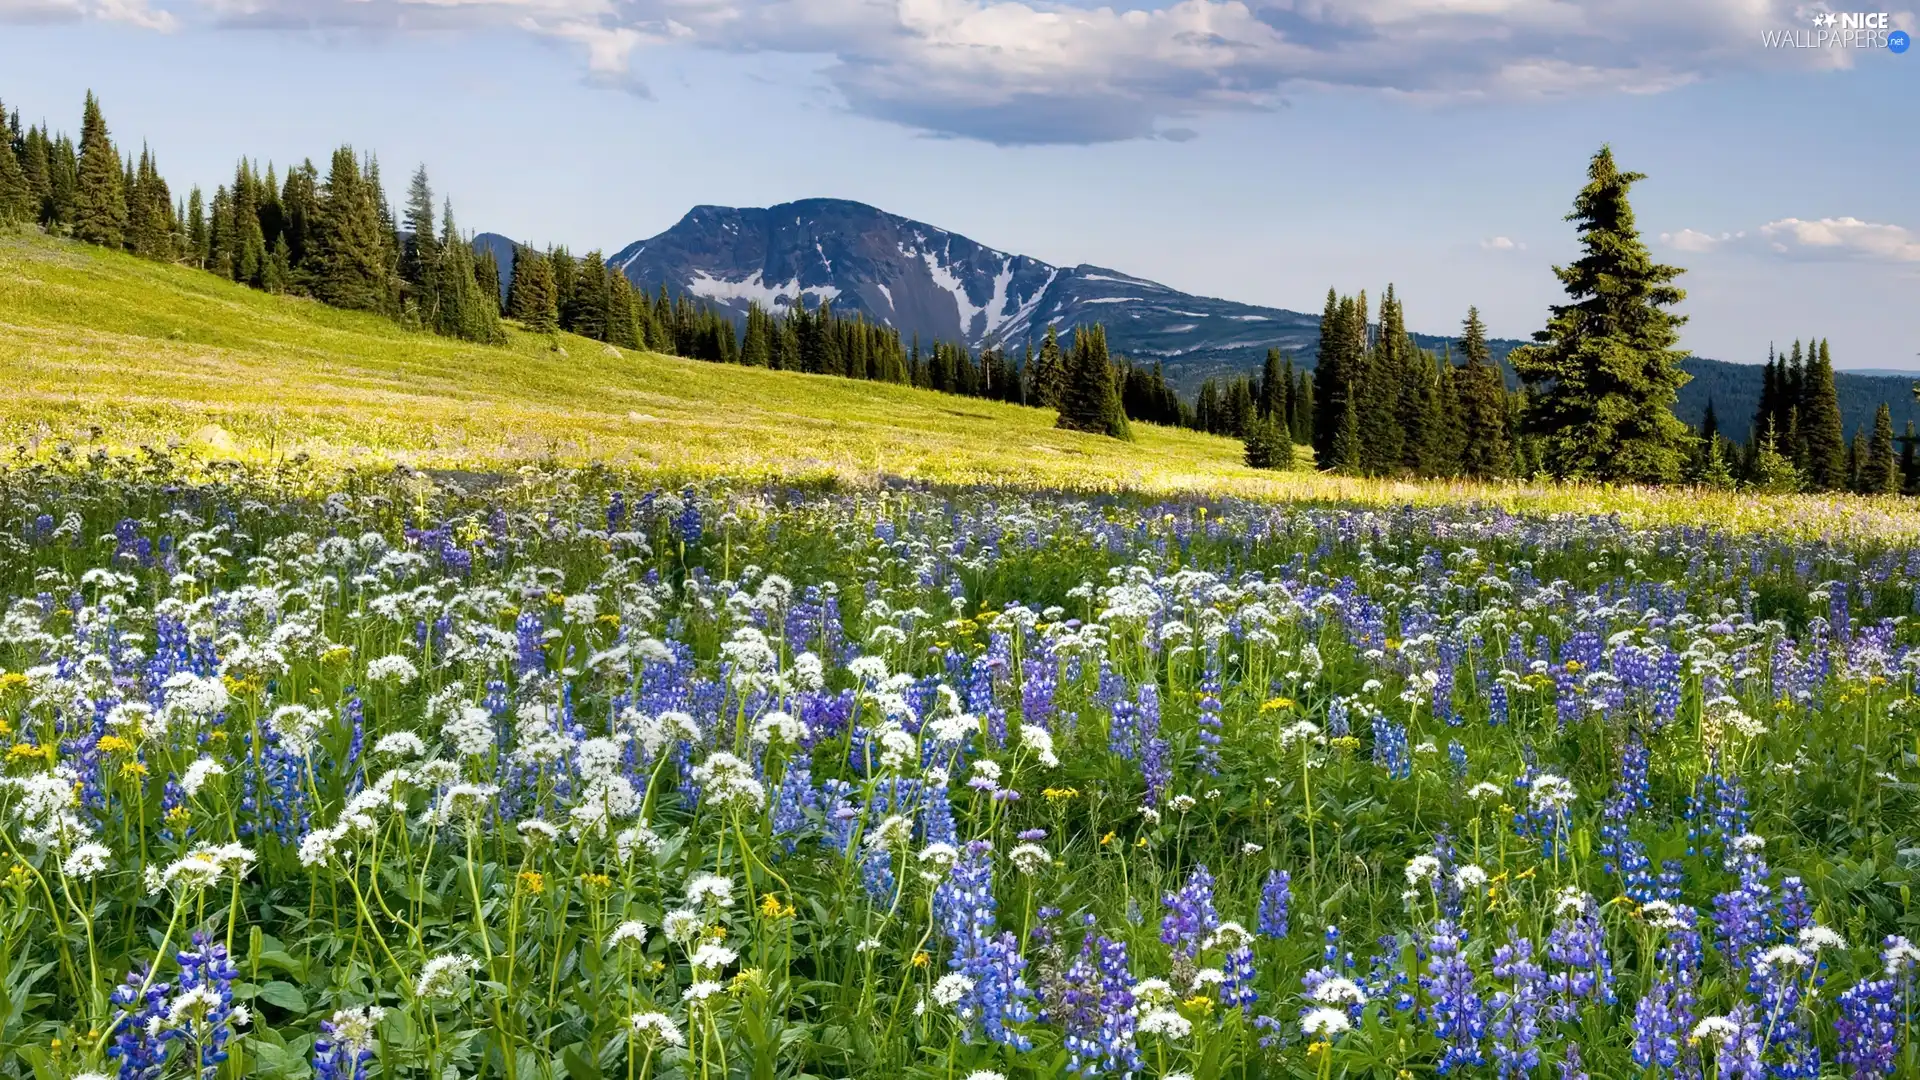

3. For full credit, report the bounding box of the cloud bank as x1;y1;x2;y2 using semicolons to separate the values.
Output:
9;0;1913;144
1662;217;1920;263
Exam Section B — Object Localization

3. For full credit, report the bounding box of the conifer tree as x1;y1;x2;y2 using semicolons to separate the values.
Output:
740;303;773;366
402;165;439;325
509;247;559;334
1749;419;1801;493
310;147;390;313
230;162;266;286
1424;352;1464;477
1311;287;1344;464
186;187;208;268
71;92;127;248
21;128;52;224
1903;420;1918;494
472;245;502;315
1455;306;1509;479
569;251;612;341
1029;326;1066;409
1243;415;1292;470
1800;338;1847;490
1055;324;1129;440
0;125;31;225
1509;146;1693;483
1864;402;1897;494
1259;349;1287;419
605;267;639;348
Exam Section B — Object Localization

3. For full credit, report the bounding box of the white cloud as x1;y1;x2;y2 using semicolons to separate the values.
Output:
1758;217;1920;262
0;0;175;28
1663;218;1920;262
17;0;1916;143
1480;235;1524;251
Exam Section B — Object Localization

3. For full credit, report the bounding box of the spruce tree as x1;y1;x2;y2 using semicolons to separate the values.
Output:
186;187;208;268
1455;306;1509;479
1423;352;1463;477
1030;326;1066;409
569;252;612;341
740;303;773;366
1903;421;1917;493
402;165;439;325
310;147;390;313
1799;338;1846;490
1243;415;1293;470
0;126;30;225
1749;420;1801;493
21;128;52;224
1259;349;1286;419
71;92;127;248
1509;146;1694;483
1311;288;1344;464
1055;325;1129;440
510;248;558;334
1864;402;1897;494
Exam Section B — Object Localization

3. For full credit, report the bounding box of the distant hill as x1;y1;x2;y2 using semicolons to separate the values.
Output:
488;199;1919;440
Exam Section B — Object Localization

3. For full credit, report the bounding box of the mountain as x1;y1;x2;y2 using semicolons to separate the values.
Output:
587;199;1919;439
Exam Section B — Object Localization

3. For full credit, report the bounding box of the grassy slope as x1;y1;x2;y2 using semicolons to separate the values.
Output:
7;230;1920;537
0;231;1263;490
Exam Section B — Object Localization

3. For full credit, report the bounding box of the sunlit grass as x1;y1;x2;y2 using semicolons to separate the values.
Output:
6;228;1920;539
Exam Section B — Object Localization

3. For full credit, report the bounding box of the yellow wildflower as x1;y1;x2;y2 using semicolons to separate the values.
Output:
1182;995;1215;1016
580;873;612;890
8;743;48;763
0;672;28;693
97;735;132;754
1042;787;1080;801
911;951;931;968
518;870;546;896
1260;696;1296;712
1099;831;1116;847
597;613;622;628
119;761;149;779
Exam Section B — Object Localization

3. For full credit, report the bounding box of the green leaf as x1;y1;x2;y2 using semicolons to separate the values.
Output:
563;1045;603;1080
257;980;307;1012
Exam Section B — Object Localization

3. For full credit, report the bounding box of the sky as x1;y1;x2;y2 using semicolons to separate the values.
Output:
1;0;1915;367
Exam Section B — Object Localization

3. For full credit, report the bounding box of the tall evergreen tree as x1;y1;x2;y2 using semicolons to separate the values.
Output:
1863;402;1898;495
401;165;439;325
1903;420;1918;493
71;91;127;248
1311;287;1344;464
310;147;390;313
0;121;30;224
1509;146;1693;483
1800;338;1847;490
186;186;208;268
1455;306;1509;479
1055;324;1129;439
569;251;612;341
1029;326;1066;409
1258;349;1287;419
511;248;559;334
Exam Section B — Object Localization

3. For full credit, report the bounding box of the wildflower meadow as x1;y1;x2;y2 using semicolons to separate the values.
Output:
2;459;1918;1080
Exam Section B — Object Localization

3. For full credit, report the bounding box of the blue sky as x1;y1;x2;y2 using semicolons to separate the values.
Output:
2;0;1914;367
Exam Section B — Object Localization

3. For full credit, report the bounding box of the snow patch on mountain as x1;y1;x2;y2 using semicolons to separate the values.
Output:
688;270;839;310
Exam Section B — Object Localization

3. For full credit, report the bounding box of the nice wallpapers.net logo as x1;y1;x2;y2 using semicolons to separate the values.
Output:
1762;10;1911;51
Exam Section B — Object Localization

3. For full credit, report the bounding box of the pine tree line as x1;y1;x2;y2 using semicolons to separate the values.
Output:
1302;287;1524;480
1703;337;1902;494
3;91;501;344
